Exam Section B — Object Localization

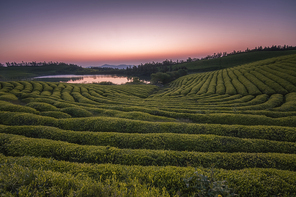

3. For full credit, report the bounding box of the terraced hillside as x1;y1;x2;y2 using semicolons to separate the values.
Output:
0;54;296;196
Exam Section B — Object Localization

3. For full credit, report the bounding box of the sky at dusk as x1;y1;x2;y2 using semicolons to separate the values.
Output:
1;0;296;67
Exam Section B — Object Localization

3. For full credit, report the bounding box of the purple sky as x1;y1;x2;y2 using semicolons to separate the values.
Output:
1;0;295;67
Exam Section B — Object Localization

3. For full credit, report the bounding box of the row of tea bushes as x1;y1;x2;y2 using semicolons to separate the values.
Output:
232;69;261;95
165;54;296;96
0;133;295;171
0;163;169;197
16;93;294;120
273;92;296;111
0;125;295;153
238;68;276;95
1;80;295;116
2;107;296;128
0;101;39;114
1;111;296;142
2;154;296;196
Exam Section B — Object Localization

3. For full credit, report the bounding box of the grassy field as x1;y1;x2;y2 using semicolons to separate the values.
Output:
1;53;296;196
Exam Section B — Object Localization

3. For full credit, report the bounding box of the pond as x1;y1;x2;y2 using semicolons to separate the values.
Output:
33;74;150;84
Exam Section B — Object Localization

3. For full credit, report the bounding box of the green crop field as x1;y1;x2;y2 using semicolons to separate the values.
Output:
1;54;296;196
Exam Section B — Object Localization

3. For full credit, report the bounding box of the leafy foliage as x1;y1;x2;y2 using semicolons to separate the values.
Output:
0;54;296;196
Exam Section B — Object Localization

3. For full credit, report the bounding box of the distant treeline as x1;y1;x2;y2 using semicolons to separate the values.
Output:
224;45;296;57
93;45;296;76
1;45;295;84
1;45;295;69
0;61;80;68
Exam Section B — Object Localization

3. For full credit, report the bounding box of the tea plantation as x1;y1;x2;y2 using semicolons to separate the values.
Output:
0;54;296;196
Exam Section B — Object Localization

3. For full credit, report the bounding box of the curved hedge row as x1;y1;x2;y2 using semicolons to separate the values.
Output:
0;163;169;197
1;112;296;142
1;54;296;196
163;54;296;96
1;108;296;129
0;125;295;154
1;133;295;171
2;155;296;196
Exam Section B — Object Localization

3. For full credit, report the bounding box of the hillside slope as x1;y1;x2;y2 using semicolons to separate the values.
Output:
167;54;296;96
176;50;296;72
0;54;296;196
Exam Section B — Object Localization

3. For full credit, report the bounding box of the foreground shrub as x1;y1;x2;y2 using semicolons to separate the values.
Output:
184;168;238;197
0;163;170;197
1;155;296;196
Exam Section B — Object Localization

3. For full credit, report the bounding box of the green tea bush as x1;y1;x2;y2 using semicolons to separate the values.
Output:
9;82;24;94
251;70;288;94
71;92;98;104
1;112;295;142
197;94;242;103
88;89;106;98
235;94;283;110
114;111;176;122
233;110;296;118
61;107;93;117
61;91;75;102
0;93;18;101
0;112;57;126
227;69;248;95
240;69;276;94
39;81;53;92
184;168;238;197
277;64;296;77
72;85;80;92
51;83;65;98
206;71;218;94
30;82;43;95
188;74;209;95
273;92;296;111
63;84;74;92
40;111;72;119
40;90;51;96
0;101;38;114
233;69;261;95
264;64;296;85
223;70;237;95
259;66;296;92
53;101;77;108
1;125;295;153
20;81;33;93
26;102;58;112
0;163;170;197
2;155;296;196
216;70;226;94
217;168;296;197
47;82;58;89
197;72;214;94
82;91;116;104
0;82;14;92
238;94;268;106
205;95;254;106
1;133;295;171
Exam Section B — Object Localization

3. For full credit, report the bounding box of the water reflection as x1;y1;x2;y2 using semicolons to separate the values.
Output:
33;75;149;84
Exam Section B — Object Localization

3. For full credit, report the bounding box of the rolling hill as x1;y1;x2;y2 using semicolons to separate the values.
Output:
0;53;296;196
